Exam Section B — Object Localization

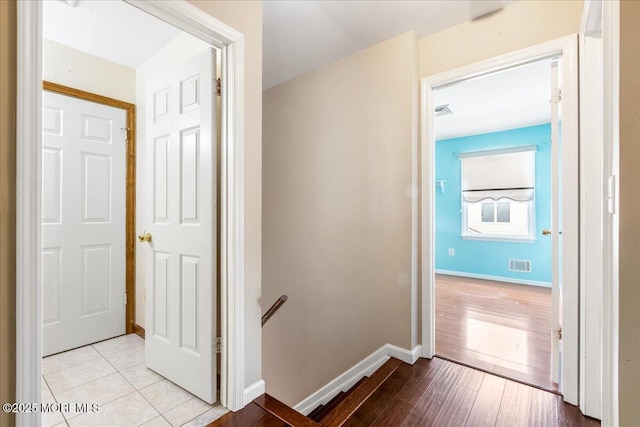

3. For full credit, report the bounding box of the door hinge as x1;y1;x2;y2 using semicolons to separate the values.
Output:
216;78;221;97
556;326;563;341
121;127;130;140
124;293;127;305
550;88;562;104
215;337;222;353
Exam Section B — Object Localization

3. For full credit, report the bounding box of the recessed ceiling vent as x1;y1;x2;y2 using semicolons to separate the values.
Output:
435;104;454;117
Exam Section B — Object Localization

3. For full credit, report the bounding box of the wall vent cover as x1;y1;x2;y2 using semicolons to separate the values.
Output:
509;259;532;273
435;104;454;117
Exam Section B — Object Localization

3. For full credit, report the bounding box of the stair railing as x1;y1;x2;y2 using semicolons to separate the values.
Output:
262;295;288;326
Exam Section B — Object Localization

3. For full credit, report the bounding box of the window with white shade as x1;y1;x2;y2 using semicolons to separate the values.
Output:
459;146;536;241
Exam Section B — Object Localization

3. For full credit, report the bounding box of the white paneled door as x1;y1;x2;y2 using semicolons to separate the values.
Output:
144;49;217;404
42;91;127;357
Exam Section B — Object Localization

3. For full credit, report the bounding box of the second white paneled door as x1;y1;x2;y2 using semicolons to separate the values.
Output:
143;49;217;404
42;90;127;356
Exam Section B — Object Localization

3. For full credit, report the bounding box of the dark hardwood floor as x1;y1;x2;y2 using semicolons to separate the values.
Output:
435;274;556;391
210;357;599;427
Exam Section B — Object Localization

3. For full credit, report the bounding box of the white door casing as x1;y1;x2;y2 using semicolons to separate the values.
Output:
550;60;562;384
144;48;217;404
42;91;126;356
580;1;605;419
420;35;580;405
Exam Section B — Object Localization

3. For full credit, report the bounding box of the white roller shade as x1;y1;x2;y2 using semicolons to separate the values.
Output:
459;146;536;202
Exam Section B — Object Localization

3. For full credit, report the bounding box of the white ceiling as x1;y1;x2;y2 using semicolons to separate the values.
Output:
263;0;516;89
45;0;519;88
43;0;181;69
44;0;544;138
434;59;552;140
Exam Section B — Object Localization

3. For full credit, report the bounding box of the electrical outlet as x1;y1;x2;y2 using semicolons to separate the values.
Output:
448;248;455;256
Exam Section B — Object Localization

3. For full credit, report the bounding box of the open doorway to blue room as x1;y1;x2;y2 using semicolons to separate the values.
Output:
433;58;560;392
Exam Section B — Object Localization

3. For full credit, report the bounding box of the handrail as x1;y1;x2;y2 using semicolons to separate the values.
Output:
262;295;288;327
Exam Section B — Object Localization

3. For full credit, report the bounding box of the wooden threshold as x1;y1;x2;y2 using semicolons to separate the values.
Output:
253;394;319;427
434;353;561;395
209;402;283;426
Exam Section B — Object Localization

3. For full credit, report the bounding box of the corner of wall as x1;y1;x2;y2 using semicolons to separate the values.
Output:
244;379;266;405
293;343;421;416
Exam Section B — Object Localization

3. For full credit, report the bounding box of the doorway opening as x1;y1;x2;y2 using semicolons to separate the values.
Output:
17;1;246;423
40;1;225;425
432;59;558;392
420;36;580;404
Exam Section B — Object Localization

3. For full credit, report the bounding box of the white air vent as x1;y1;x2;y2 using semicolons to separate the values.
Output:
435;104;454;117
509;259;531;273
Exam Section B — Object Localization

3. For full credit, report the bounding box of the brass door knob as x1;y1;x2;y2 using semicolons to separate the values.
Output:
138;232;152;243
542;229;562;236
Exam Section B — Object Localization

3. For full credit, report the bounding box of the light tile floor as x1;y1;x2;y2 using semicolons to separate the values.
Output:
42;334;228;427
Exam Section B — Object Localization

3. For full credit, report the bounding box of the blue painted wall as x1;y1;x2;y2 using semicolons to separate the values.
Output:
435;123;552;284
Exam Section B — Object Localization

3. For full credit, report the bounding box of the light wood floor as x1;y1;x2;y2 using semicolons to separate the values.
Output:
435;274;556;391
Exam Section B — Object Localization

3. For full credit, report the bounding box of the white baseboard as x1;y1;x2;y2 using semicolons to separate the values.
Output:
244;379;265;406
435;269;551;288
386;344;422;364
293;343;421;416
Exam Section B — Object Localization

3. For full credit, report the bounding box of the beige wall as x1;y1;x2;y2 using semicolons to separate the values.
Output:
262;31;418;406
43;39;136;103
419;0;583;77
0;2;16;426
618;1;640;424
261;0;585;409
187;0;264;391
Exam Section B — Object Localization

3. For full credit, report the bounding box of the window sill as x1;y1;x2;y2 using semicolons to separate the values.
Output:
461;235;536;244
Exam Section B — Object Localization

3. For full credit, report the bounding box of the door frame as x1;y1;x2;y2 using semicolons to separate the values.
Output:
42;81;137;337
579;0;605;419
16;1;247;424
419;35;580;404
600;0;621;425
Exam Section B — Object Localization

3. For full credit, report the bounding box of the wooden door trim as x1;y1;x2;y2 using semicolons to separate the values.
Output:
43;81;137;335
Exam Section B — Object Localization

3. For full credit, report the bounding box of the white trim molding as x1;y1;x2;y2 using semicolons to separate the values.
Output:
16;2;43;426
386;344;422;365
294;344;421;416
16;1;249;422
243;380;266;405
435;270;551;288
601;0;620;425
579;0;605;420
420;35;580;406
